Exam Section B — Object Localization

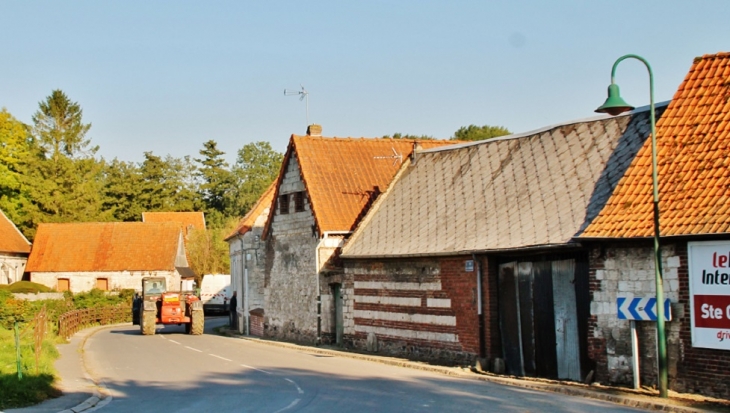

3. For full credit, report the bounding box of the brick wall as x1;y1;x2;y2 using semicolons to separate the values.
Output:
588;240;730;399
342;255;497;365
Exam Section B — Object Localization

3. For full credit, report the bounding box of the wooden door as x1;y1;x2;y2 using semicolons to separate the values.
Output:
96;278;109;291
552;259;581;381
333;284;344;345
58;278;70;292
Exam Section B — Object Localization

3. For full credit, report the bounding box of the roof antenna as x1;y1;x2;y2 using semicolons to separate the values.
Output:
284;85;309;126
374;147;403;166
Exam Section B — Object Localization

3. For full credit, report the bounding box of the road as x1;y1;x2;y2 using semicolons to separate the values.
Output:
83;318;645;412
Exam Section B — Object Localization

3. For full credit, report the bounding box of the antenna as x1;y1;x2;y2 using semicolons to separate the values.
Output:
284;85;309;126
374;147;403;167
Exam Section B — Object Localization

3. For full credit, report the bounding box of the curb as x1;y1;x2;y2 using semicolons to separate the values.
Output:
221;331;721;413
60;326;115;413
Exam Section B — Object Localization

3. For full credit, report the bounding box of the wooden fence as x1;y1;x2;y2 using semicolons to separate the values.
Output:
58;304;131;339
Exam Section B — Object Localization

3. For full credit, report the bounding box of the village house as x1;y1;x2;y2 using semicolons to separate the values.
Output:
26;222;191;293
577;52;730;398
0;208;31;285
142;211;206;286
225;182;276;335
339;104;666;381
261;125;457;344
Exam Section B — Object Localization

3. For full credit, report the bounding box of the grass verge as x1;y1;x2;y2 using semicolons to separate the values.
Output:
0;326;61;410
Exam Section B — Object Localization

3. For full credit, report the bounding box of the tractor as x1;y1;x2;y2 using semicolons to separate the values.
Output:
132;277;204;335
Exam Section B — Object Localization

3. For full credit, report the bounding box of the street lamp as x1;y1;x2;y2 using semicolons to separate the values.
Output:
595;54;668;398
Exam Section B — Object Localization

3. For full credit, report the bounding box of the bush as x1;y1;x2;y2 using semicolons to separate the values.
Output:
6;281;53;294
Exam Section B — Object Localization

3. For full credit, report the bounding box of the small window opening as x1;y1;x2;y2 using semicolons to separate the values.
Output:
294;192;305;212
279;194;290;215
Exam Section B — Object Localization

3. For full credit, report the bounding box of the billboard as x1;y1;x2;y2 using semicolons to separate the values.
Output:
688;240;730;350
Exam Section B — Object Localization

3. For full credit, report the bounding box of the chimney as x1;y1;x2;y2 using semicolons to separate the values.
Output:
306;124;322;137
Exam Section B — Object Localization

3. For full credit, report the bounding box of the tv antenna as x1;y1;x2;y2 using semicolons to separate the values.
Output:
374;147;403;166
284;85;309;125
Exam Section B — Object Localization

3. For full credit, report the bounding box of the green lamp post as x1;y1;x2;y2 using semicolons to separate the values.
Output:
595;54;668;398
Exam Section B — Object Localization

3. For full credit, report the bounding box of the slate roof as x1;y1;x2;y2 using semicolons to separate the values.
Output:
26;222;183;272
581;52;730;238
224;181;276;241
0;209;30;254
341;105;666;258
265;135;459;236
142;212;206;236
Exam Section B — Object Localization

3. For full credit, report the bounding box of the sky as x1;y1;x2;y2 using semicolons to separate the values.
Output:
2;1;729;165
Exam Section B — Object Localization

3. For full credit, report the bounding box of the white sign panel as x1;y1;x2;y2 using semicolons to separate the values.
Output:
688;240;730;350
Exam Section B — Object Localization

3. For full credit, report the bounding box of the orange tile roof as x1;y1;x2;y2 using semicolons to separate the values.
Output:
266;135;458;236
580;52;730;238
0;209;30;254
142;212;206;236
224;181;276;241
26;222;183;272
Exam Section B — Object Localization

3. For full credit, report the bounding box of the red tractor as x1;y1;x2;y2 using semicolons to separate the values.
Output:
132;277;204;335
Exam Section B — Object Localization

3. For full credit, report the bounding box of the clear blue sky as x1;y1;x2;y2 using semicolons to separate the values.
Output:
2;1;729;164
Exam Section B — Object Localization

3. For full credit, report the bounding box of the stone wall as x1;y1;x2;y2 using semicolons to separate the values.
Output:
30;270;180;293
0;253;27;284
587;240;730;399
228;207;268;334
264;151;319;343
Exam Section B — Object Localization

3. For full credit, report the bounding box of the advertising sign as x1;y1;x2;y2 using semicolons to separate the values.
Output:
688;240;730;350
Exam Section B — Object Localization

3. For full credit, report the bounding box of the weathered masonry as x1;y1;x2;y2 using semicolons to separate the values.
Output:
260;126;457;344
341;103;664;380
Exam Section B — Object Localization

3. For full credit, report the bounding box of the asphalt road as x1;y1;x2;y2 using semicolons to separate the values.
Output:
82;317;646;412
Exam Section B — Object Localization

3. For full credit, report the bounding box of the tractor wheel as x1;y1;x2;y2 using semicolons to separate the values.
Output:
190;310;204;335
141;310;156;335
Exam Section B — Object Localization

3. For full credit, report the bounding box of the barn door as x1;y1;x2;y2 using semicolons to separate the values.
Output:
498;262;523;376
552;259;581;381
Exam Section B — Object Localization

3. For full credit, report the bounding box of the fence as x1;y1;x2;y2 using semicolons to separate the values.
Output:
58;304;131;339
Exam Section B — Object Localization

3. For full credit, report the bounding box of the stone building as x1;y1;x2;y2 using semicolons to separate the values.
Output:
261;125;456;344
577;52;730;398
225;182;276;335
26;222;191;293
0;208;31;285
340;105;665;380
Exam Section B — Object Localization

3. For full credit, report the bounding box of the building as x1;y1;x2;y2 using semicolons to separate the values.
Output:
0;208;31;285
225;182;276;335
26;222;191;293
577;52;730;398
261;125;458;344
340;105;665;379
142;211;206;286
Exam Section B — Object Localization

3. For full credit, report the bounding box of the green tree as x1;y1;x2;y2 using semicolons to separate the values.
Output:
0;109;34;227
231;141;282;217
452;124;511;141
381;133;434;140
103;159;143;221
18;91;108;239
195;140;234;225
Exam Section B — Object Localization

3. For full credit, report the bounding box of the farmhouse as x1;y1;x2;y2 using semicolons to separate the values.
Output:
0;208;31;285
26;222;190;293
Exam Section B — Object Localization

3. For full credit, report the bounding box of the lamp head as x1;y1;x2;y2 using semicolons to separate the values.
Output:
595;83;634;116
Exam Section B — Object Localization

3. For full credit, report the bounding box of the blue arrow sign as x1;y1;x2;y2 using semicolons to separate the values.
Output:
617;296;671;321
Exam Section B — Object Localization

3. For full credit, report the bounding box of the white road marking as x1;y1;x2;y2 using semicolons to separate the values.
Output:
168;340;181;345
210;354;232;362
273;398;300;413
285;378;304;394
185;346;202;352
241;364;272;375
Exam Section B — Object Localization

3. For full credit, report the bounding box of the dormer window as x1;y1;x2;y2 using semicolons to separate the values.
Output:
294;192;305;212
279;194;290;215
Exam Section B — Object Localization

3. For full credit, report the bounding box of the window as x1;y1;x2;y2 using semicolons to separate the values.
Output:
294;191;305;212
58;278;70;292
96;278;109;291
279;194;290;215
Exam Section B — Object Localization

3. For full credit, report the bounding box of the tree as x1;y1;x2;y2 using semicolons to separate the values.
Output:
381;133;433;140
31;89;94;161
195;140;234;223
18;91;108;239
0;109;33;228
452;124;511;141
231;141;282;217
185;218;239;278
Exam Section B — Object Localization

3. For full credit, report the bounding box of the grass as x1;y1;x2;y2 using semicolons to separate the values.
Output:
0;325;61;410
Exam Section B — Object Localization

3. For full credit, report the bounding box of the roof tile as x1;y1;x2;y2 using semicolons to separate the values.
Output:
0;209;30;254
